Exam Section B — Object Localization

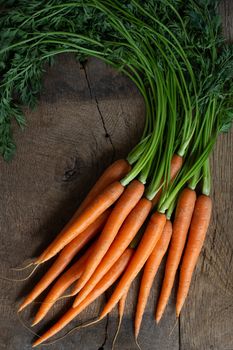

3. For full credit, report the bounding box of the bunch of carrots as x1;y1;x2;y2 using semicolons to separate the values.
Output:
1;0;233;348
18;153;212;347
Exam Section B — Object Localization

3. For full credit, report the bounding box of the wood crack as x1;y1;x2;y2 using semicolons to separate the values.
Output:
82;62;116;162
98;313;109;350
178;317;181;350
81;61;114;348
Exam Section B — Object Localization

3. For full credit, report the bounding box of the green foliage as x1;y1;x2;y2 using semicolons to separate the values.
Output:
0;0;232;162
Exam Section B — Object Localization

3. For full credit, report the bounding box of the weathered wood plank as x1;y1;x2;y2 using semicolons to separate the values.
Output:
0;54;145;350
0;1;233;349
220;0;233;42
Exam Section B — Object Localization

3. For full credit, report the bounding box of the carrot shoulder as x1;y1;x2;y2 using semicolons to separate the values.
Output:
176;195;212;316
151;154;183;207
76;159;131;216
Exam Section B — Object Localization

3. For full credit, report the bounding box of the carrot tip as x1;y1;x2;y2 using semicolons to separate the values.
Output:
72;300;79;308
99;310;107;319
32;340;40;348
155;314;162;324
176;304;182;318
18;303;26;312
18;297;31;312
31;319;40;327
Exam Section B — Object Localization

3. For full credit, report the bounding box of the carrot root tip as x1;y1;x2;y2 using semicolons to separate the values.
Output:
18;303;27;312
31;319;40;327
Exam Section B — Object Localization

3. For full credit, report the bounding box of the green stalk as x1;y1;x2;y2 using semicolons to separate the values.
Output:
188;169;201;191
127;134;151;165
166;196;177;220
202;159;211;196
145;69;177;199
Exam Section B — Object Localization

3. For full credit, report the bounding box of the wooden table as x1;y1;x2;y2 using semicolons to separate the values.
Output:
1;2;233;349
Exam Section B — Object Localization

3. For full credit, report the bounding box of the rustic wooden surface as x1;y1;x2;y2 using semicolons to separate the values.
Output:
0;2;233;349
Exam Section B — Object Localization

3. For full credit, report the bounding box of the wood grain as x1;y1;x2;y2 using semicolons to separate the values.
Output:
0;2;233;349
179;3;233;350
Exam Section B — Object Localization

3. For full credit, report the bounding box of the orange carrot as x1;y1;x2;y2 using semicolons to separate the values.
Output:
73;180;145;294
32;248;133;347
72;198;151;306
32;243;97;326
36;160;130;264
18;211;110;312
38;181;125;263
135;220;172;339
76;159;131;216
99;212;166;319
151;154;183;207
176;194;212;316
155;188;196;323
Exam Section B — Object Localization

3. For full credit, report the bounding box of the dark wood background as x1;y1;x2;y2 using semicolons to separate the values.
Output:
0;2;233;349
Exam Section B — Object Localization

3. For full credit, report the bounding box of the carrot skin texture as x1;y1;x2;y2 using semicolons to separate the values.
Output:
32;248;133;347
155;188;196;323
100;212;166;319
135;220;172;339
176;195;212;316
74;180;145;294
40;181;125;263
32;244;96;326
72;198;151;306
36;160;130;263
18;211;110;312
151;154;183;207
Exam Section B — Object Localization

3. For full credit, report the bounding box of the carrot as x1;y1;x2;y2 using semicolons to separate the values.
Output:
18;211;110;312
155;188;196;323
99;212;166;319
36;160;130;264
112;290;128;350
176;194;212;316
151;154;183;207
32;248;133;347
76;159;131;216
135;220;172;339
38;181;125;263
31;243;97;326
72;198;151;306
73;180;145;294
